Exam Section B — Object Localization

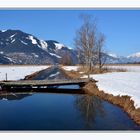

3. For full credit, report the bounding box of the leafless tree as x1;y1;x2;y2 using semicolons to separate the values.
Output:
60;53;72;66
96;33;106;72
74;14;106;76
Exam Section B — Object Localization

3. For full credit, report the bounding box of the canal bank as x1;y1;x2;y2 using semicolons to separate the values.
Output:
82;81;140;126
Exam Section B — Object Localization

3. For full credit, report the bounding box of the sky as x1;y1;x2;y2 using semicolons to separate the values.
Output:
0;9;140;56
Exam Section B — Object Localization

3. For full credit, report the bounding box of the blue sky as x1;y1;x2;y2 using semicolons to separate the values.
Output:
0;10;140;56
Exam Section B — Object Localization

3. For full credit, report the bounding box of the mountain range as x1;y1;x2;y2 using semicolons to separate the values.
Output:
0;29;77;64
0;29;140;65
106;52;140;64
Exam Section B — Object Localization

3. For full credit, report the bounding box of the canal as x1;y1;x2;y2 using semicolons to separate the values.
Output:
0;66;139;130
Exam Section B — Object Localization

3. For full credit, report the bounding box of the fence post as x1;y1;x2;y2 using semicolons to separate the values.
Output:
6;73;7;81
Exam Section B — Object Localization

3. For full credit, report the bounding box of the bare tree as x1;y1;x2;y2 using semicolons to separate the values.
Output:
96;33;106;72
60;53;72;66
74;14;97;78
74;14;106;75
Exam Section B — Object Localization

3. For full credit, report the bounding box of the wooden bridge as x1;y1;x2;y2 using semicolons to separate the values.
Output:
0;79;90;93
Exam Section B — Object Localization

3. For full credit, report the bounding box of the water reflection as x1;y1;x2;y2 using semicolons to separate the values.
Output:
75;94;105;129
0;92;32;100
0;92;139;130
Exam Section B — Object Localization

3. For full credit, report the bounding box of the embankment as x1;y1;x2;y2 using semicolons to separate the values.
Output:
82;81;140;126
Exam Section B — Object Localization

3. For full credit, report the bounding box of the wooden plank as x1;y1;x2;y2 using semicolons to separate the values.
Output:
0;79;89;87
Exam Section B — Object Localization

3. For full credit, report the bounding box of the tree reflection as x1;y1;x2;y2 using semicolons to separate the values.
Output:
75;94;105;129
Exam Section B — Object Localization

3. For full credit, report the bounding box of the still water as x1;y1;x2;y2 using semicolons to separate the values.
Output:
0;91;140;130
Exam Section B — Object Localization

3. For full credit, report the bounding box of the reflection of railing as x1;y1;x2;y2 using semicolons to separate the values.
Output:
0;79;90;91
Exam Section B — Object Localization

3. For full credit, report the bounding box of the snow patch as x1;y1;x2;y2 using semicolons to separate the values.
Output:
39;40;48;50
68;47;73;50
54;43;64;50
1;30;7;33
49;72;60;77
4;56;13;62
20;40;28;45
11;39;15;43
49;53;61;58
10;33;16;39
28;35;37;44
63;66;78;71
108;53;118;58
0;51;4;54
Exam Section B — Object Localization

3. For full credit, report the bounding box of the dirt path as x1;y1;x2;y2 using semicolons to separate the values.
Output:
24;65;71;80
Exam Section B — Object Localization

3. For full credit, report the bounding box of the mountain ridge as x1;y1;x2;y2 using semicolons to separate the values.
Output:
0;29;140;65
0;29;78;64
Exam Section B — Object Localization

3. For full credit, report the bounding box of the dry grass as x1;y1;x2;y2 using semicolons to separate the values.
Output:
103;67;127;72
78;65;127;74
61;69;82;79
77;66;101;74
105;64;140;66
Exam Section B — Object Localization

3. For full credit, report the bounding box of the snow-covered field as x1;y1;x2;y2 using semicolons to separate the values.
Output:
91;72;140;108
82;65;140;108
0;65;49;81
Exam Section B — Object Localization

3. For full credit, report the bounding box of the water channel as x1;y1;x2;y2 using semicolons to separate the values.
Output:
0;66;139;130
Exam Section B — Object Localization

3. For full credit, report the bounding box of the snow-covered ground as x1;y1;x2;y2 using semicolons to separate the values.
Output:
106;65;140;72
62;66;78;71
82;69;140;108
0;65;49;81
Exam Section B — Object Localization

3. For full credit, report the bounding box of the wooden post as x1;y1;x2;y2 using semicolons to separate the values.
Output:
6;73;7;81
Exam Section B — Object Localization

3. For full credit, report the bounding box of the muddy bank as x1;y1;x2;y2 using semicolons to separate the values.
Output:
82;81;140;126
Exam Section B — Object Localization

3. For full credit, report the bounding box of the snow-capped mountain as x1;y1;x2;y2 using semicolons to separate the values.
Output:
127;52;140;58
127;52;140;63
106;52;140;64
107;53;118;58
0;29;78;64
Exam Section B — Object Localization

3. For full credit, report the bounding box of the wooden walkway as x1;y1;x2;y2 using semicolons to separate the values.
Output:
0;79;89;91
